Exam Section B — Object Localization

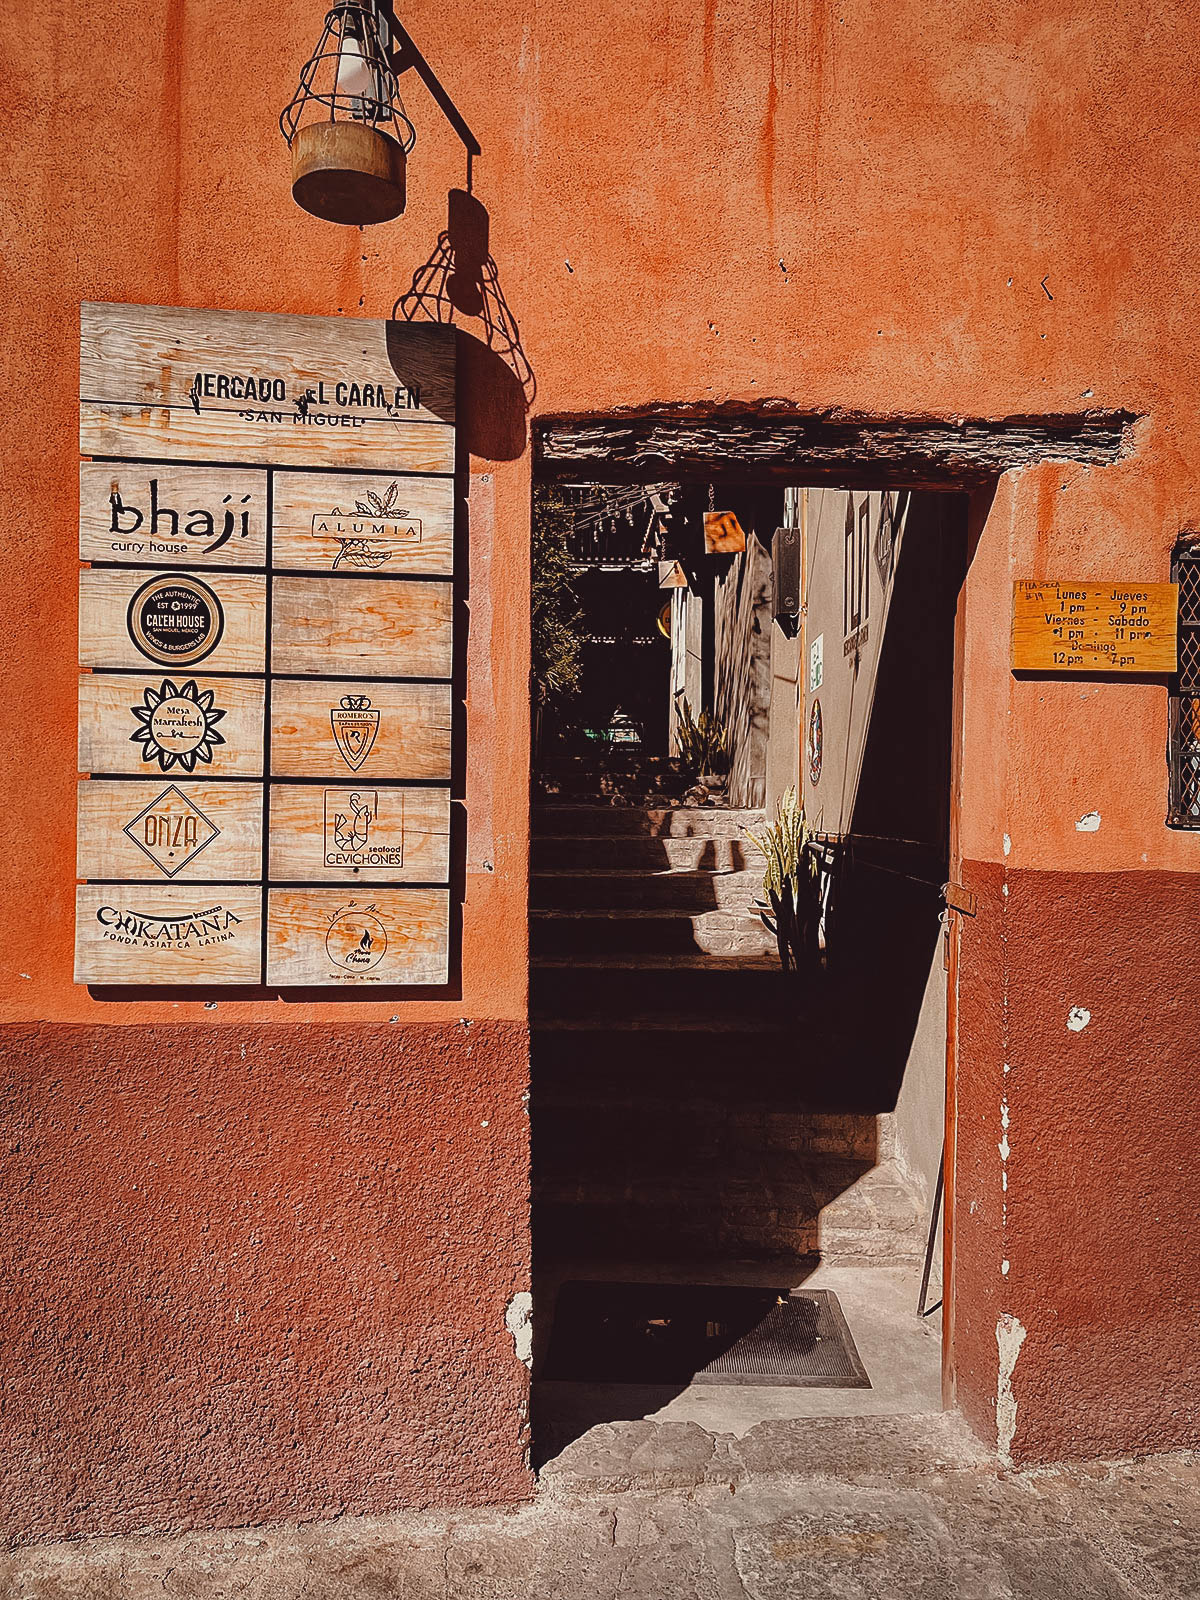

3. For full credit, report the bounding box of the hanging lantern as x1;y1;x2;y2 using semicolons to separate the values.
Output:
280;1;416;225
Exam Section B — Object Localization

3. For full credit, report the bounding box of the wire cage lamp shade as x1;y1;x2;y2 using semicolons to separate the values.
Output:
280;0;416;225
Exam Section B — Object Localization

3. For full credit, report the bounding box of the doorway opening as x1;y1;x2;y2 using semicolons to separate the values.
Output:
528;454;969;1464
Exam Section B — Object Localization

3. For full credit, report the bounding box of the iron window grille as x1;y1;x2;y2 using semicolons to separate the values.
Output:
843;497;871;644
1168;540;1200;826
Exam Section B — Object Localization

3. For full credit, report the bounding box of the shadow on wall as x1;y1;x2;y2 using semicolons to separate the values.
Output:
711;490;778;808
819;491;972;1111
394;188;535;461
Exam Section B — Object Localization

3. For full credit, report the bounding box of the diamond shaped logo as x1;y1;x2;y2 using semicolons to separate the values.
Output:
122;785;221;878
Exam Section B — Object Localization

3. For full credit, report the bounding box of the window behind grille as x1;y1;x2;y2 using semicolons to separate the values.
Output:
1168;542;1200;826
843;497;870;643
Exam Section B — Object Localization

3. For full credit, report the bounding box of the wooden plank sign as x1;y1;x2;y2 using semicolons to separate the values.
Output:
80;302;455;472
267;787;450;883
1012;581;1178;673
75;885;263;985
271;575;453;678
76;303;457;987
79;463;268;567
703;510;746;554
77;780;263;882
79;674;266;777
80;569;267;674
272;470;454;574
265;888;449;985
269;679;453;780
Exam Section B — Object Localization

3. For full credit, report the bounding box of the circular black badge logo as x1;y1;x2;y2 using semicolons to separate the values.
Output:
127;575;224;666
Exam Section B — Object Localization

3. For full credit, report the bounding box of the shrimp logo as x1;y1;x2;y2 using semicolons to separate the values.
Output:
332;791;374;852
322;790;405;869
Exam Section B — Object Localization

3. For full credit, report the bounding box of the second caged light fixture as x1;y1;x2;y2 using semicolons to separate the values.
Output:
280;0;417;226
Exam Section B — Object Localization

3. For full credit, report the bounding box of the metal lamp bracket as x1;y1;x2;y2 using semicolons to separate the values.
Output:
375;0;482;180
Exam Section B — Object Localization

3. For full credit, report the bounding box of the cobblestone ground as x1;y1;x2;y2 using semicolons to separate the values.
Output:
5;1416;1200;1599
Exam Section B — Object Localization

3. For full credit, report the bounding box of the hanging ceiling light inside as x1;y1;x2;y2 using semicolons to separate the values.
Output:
280;0;416;225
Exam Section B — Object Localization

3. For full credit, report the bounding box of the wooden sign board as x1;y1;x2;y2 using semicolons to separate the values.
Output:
271;575;453;678
80;302;455;472
77;780;263;881
76;303;456;987
80;569;268;674
79;674;266;777
270;679;452;780
267;787;450;883
75;885;264;985
79;463;269;567
703;510;746;554
265;888;449;986
1012;581;1178;673
272;470;454;575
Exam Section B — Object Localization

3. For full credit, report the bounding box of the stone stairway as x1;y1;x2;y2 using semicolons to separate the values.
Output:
530;804;926;1270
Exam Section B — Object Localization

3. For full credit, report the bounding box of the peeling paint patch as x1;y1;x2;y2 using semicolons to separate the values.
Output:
997;1313;1028;1467
1075;811;1101;832
505;1291;533;1369
1067;1006;1091;1032
1003;833;1012;857
1001;1259;1010;1276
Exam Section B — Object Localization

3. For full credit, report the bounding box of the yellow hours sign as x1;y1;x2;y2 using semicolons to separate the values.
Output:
1011;581;1178;673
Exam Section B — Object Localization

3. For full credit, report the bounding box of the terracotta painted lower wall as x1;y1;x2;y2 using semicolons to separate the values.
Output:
0;1022;533;1544
953;864;1200;1465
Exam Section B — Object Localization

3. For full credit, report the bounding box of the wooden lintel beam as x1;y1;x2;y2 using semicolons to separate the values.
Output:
534;411;1137;488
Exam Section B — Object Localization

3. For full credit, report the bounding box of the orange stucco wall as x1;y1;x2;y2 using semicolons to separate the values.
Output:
4;0;1200;1541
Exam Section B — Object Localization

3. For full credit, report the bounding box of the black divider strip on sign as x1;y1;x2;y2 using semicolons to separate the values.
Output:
84;566;455;583
266;672;454;683
84;880;451;890
264;881;451;891
90;666;453;683
86;567;452;584
260;468;274;983
86;773;452;788
86;569;270;582
89;452;455;482
85;879;266;889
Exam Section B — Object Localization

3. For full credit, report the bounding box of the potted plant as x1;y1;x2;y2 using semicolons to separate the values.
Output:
674;696;729;800
746;786;820;973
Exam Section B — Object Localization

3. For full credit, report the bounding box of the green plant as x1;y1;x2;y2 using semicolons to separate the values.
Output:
746;786;820;973
531;485;584;713
674;697;729;776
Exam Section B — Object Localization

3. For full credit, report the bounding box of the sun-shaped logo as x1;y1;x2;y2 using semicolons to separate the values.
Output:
129;678;227;773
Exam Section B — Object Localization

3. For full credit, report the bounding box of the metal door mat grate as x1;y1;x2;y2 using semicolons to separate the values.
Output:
541;1282;871;1387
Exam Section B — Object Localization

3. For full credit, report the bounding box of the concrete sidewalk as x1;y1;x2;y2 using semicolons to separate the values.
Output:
5;1415;1199;1599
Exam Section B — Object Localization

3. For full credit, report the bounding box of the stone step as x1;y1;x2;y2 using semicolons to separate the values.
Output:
531;956;801;1016
533;1179;822;1261
818;1169;929;1262
532;833;762;872
533;1161;925;1266
530;1014;872;1106
532;1093;879;1164
532;1012;808;1052
531;867;764;913
533;805;766;839
530;908;777;958
538;1413;989;1497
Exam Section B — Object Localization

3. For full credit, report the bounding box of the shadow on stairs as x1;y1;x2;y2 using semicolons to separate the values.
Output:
529;800;934;1462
